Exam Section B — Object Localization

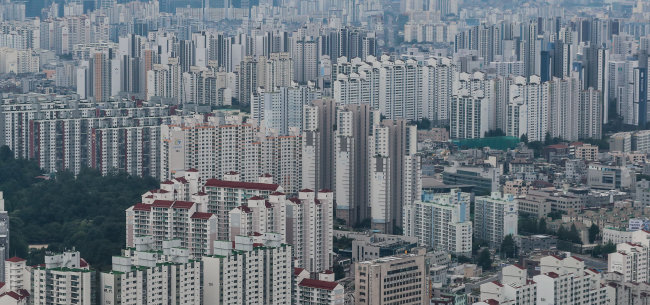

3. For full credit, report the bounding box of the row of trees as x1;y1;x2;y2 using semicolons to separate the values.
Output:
0;146;158;271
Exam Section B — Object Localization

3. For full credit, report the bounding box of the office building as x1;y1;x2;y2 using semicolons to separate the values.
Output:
354;252;428;305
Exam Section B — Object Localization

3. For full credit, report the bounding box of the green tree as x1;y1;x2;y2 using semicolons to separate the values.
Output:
588;224;600;243
500;234;517;258
570;224;582;244
538;218;547;234
477;249;493;271
333;263;345;280
520;134;528;144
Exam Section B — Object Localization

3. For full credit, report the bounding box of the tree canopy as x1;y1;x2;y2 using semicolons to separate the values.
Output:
0;146;158;270
477;248;493;271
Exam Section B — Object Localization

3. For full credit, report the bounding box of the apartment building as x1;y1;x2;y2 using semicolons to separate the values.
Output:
476;255;612;305
31;251;93;305
204;174;282;242
403;190;473;256
229;189;334;272
474;192;518;248
100;237;201;305
202;234;293;305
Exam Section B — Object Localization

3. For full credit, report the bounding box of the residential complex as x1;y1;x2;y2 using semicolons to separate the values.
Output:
403;190;473;256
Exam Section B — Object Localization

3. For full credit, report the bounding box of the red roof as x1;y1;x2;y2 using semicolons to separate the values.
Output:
6;257;25;263
513;264;525;270
249;196;265;200
152;200;174;208
132;203;151;211
288;198;301;204
300;189;314;193
172;201;195;209
486;300;499;305
570;256;584;262
261;173;272;177
265;201;273;208
149;189;169;194
186;168;198;172
237;206;252;213
547;272;560;278
191;212;213;220
271;192;285;196
319;189;333;193
294;267;305;276
2;289;29;301
298;279;339;291
204;179;279;191
161;180;174;184
80;258;88;268
492;280;503;287
175;177;188;184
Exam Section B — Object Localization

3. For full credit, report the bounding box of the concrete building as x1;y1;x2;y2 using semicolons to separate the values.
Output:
302;99;336;193
333;231;419;263
0;95;170;177
0;192;9;282
369;119;421;233
474;192;518;248
403;190;472;256
32;251;93;305
202;234;293;305
160;114;302;194
204;176;282;242
295;271;345;305
587;163;636;190
251;84;321;135
100;237;201;305
230;189;334;272
335;104;376;227
354;251;428;305
476;255;612;305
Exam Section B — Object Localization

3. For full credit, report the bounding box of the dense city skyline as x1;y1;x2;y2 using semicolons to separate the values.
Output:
0;0;650;304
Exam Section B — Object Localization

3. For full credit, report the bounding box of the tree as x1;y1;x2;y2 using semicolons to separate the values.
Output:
500;235;517;258
538;218;547;234
588;224;600;243
520;134;528;144
333;263;345;280
570;224;583;244
477;249;493;271
416;118;431;130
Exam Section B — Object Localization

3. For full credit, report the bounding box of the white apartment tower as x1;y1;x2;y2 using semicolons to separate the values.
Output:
335;104;378;227
100;237;201;305
369;119;421;234
474;192;518;248
301;99;336;192
403;190;473;256
202;234;293;305
31;251;93;305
